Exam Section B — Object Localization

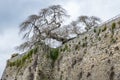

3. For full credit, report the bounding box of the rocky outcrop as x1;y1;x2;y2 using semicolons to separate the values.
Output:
1;16;120;80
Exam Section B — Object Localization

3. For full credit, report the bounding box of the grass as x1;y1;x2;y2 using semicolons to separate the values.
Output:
50;48;60;67
8;47;38;67
62;44;68;52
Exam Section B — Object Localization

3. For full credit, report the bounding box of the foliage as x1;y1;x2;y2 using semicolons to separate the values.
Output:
104;34;107;38
82;42;87;47
78;41;81;44
98;37;101;41
50;48;59;62
110;38;116;43
78;16;101;31
8;47;38;67
97;28;101;36
11;53;19;58
62;44;68;52
94;28;96;33
102;26;107;32
75;45;80;50
85;36;87;40
17;5;69;51
111;23;116;30
110;23;116;35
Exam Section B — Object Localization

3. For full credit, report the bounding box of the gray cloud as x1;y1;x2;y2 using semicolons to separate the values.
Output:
0;0;56;29
0;26;23;77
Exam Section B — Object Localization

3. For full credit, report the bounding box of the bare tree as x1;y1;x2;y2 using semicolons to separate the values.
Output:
71;21;82;35
78;16;101;31
17;5;69;51
17;5;101;51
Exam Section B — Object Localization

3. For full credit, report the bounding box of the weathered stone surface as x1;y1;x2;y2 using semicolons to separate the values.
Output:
1;17;120;80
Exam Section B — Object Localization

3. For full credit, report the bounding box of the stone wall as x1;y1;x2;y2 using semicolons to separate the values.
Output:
52;16;120;80
1;16;120;80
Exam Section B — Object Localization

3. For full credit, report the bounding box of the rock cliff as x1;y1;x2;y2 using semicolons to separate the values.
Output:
1;16;120;80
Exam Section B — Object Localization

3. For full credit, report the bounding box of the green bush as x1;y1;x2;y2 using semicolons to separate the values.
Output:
75;45;79;50
78;41;81;44
8;59;22;67
85;36;87;40
50;48;59;62
8;61;15;67
94;28;96;33
8;47;38;67
62;44;68;52
82;42;87;47
111;23;116;30
110;38;116;43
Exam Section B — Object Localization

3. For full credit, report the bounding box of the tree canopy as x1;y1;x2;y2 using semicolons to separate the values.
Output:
17;5;101;51
78;15;101;31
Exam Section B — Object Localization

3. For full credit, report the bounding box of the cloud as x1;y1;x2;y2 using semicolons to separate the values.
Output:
0;0;56;29
54;0;120;22
0;26;22;77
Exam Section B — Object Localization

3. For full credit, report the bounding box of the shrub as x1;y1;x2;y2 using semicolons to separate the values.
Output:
111;23;116;30
82;42;87;47
8;59;22;67
11;53;19;58
102;26;107;32
78;41;81;44
15;59;22;67
8;61;15;67
8;47;38;67
75;45;79;50
85;36;87;40
110;38;116;43
62;44;68;52
50;48;59;62
98;37;101;41
94;28;96;33
104;34;107;38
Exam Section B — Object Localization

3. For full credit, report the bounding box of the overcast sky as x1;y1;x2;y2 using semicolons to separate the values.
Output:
0;0;120;78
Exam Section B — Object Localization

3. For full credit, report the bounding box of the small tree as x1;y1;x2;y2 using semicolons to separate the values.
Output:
78;16;101;31
71;21;82;35
17;5;69;51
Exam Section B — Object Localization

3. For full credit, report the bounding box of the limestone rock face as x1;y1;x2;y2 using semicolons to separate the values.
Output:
1;17;120;80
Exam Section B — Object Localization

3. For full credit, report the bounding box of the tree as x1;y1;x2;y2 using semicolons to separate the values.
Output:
17;5;69;51
78;16;101;31
71;21;82;35
17;5;101;52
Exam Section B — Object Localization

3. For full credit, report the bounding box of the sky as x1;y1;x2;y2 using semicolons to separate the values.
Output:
0;0;120;78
